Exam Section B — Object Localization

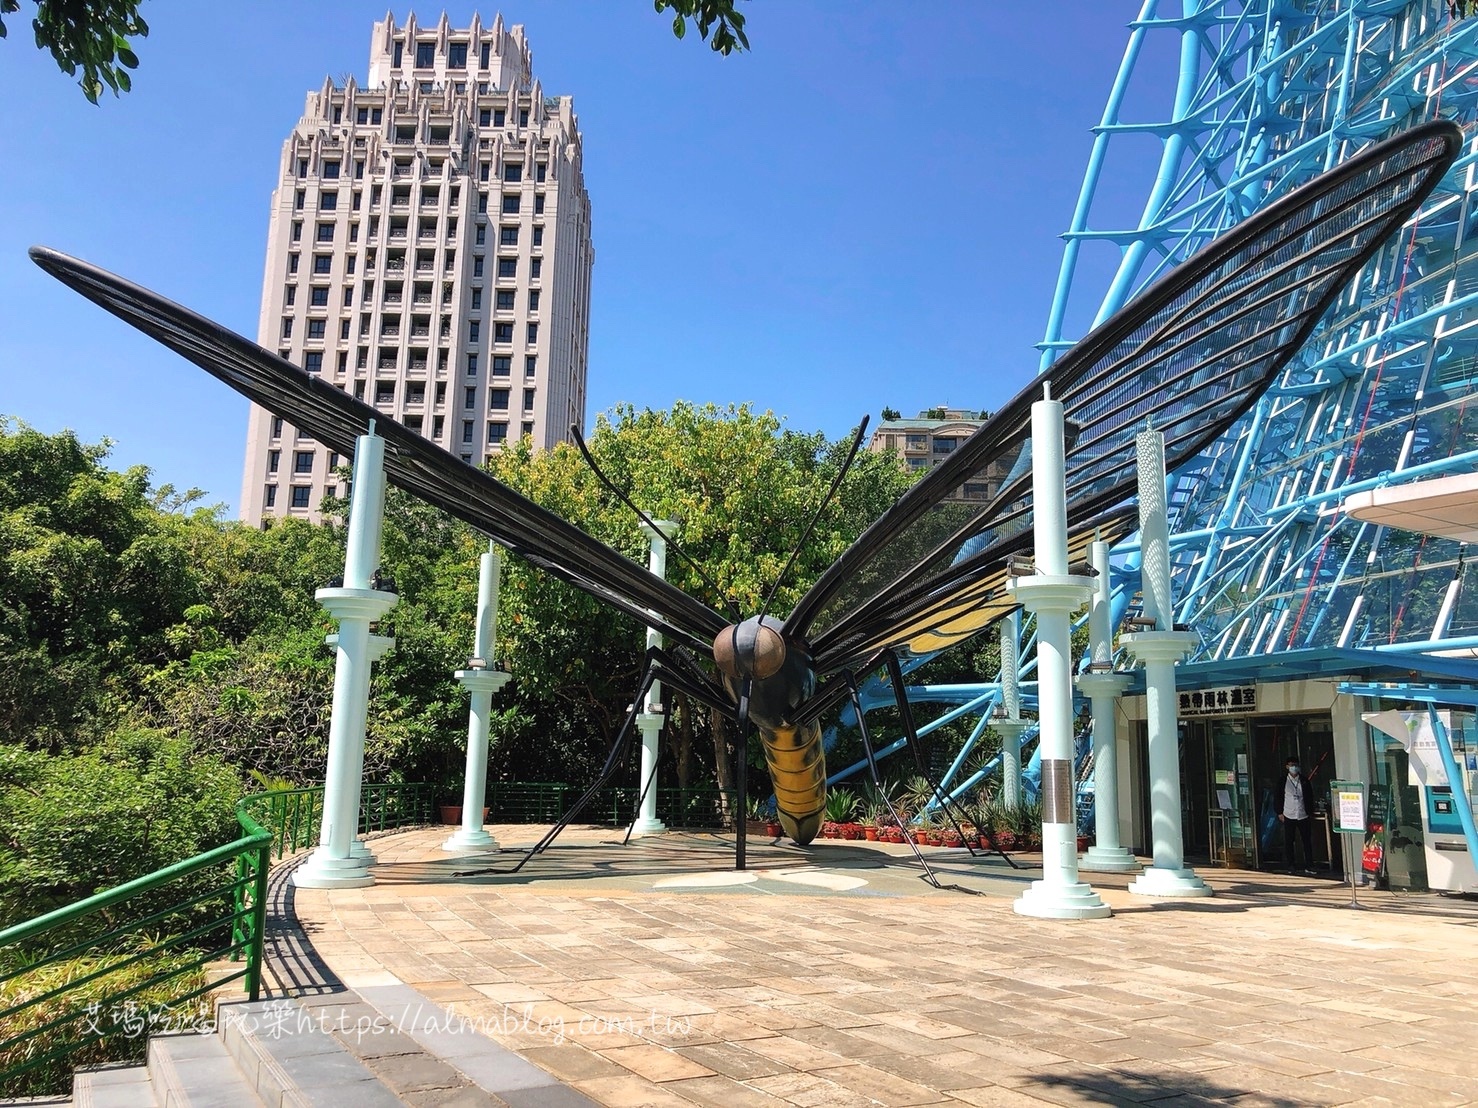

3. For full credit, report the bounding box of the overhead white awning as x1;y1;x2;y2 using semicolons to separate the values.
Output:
1343;471;1478;543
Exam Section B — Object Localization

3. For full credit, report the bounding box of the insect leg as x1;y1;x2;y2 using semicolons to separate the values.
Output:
881;651;1011;866
843;670;947;890
621;648;738;846
457;646;732;876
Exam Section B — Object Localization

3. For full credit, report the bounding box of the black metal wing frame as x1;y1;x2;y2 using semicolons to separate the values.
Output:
788;120;1463;671
28;247;729;658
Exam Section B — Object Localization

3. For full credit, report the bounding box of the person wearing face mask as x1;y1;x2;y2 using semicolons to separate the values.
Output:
1277;756;1316;874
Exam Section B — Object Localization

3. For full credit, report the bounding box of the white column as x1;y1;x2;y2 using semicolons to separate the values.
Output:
632;520;679;836
1007;390;1111;919
995;611;1028;809
295;430;397;890
444;544;512;853
331;629;395;863
1077;539;1139;873
1124;429;1211;898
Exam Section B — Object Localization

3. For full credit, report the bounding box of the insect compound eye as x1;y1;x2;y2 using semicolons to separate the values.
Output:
711;617;786;680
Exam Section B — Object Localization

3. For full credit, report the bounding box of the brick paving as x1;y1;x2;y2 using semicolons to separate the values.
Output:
286;826;1478;1106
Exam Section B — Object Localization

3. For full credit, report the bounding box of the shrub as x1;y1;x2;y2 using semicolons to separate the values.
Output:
0;947;211;1098
0;729;240;930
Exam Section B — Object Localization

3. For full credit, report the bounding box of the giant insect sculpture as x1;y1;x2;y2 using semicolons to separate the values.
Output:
31;121;1460;878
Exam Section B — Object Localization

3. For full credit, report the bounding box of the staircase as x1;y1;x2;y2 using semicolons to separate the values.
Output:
62;987;591;1107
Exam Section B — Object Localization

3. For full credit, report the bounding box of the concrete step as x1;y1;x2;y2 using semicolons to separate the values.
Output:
217;999;401;1108
71;1061;157;1107
147;1032;264;1108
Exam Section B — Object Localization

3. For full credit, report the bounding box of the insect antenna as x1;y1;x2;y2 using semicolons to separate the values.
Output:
758;415;870;621
570;424;742;622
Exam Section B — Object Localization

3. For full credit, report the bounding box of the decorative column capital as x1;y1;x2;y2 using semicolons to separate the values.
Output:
1076;672;1132;698
1005;574;1096;615
316;586;399;622
455;669;512;693
640;519;680;543
1120;630;1199;665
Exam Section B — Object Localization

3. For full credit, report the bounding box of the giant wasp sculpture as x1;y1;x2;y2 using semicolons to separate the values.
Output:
31;121;1461;878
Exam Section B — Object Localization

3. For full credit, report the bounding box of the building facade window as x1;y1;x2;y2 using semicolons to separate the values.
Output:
291;486;312;509
264;485;277;508
310;286;329;306
304;352;323;373
498;258;516;278
487;422;508;444
493;355;511;375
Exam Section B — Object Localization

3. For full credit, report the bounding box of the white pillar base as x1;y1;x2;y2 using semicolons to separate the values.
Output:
1079;846;1142;873
1128;866;1213;898
1014;879;1113;920
441;828;500;854
349;838;376;863
629;818;668;836
292;848;374;889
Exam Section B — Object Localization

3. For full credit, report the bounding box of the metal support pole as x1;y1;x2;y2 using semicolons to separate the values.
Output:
444;544;511;853
1124;428;1211;898
1008;389;1111;919
633;521;679;836
295;429;397;889
996;611;1028;809
1078;538;1139;873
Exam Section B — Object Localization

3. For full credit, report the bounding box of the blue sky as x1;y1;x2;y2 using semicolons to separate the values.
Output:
0;2;1175;514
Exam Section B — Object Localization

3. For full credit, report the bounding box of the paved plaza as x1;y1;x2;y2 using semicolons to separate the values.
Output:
283;826;1478;1107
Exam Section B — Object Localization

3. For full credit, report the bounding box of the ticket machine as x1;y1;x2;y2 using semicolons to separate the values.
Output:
1363;709;1478;895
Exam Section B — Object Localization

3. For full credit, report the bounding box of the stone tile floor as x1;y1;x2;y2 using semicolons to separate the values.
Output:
285;826;1478;1106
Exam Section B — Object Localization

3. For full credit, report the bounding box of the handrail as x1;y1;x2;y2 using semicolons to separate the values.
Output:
0;780;434;1098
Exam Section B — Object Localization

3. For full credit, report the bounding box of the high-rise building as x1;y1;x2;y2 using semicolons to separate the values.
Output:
241;13;593;524
869;407;1007;501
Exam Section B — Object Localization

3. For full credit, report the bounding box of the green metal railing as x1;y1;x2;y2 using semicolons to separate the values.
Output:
0;781;434;1097
486;782;736;828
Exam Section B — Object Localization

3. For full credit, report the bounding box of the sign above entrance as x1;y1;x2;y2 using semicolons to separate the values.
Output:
1178;686;1257;717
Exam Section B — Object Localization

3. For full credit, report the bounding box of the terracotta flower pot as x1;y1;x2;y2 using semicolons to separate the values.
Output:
864;827;879;841
765;821;783;837
914;829;929;845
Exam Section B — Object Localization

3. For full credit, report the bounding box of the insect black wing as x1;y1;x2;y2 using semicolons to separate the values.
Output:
788;120;1463;672
29;247;730;656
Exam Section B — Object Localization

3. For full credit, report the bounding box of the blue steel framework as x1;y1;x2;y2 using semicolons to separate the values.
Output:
832;1;1478;813
1045;0;1478;660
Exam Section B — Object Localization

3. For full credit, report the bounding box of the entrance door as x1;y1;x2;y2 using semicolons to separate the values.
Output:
1252;716;1336;870
1180;722;1210;859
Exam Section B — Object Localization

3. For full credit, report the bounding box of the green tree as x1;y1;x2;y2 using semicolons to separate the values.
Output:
0;0;147;102
0;419;203;749
487;402;913;800
654;0;748;54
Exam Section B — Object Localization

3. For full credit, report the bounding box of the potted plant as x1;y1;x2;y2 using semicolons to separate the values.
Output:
1014;799;1044;851
745;795;770;838
914;812;935;845
991;802;1017;850
941;826;964;848
824;787;858;839
861;800;885;842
